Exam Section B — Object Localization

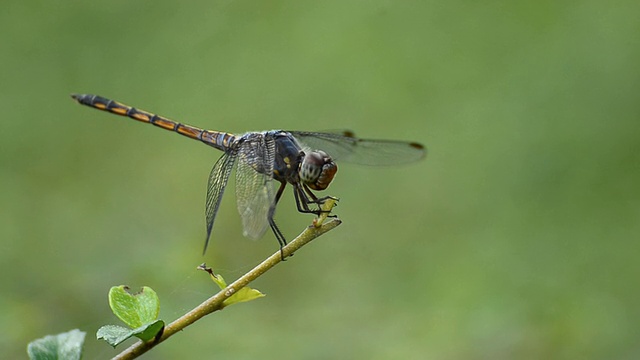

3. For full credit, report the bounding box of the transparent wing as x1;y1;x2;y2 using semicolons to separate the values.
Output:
204;150;237;253
289;130;426;166
235;133;277;240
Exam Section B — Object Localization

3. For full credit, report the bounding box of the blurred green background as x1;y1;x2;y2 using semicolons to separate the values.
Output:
2;1;639;359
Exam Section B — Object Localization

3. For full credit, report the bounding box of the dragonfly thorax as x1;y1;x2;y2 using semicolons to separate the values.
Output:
299;150;337;190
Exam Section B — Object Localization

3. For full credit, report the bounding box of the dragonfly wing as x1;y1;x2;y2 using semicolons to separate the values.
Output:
204;150;237;253
290;130;426;166
235;134;277;240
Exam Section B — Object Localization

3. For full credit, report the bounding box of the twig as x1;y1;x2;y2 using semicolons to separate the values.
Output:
112;199;340;360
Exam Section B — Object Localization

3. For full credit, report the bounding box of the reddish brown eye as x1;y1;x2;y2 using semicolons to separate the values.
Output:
314;161;337;190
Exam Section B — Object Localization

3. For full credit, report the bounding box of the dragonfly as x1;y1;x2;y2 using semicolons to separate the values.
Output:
71;94;426;256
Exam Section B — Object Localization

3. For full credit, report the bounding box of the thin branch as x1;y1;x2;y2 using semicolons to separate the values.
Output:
113;199;340;360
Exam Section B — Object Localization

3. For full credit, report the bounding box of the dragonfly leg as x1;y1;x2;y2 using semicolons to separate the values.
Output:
300;185;338;217
268;217;288;261
270;181;289;260
293;183;323;215
302;184;338;213
292;183;338;216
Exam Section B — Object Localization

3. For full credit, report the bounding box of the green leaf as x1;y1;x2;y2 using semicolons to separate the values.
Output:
223;286;265;306
210;272;228;289
108;286;160;328
27;329;86;360
134;319;165;342
96;325;131;348
97;320;165;347
197;264;265;307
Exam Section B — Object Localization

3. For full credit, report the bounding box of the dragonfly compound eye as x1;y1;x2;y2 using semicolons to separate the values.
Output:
300;150;337;190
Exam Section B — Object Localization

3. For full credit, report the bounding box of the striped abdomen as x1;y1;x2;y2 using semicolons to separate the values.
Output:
71;94;236;152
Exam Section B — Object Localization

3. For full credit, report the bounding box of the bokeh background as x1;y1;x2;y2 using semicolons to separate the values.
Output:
2;1;639;359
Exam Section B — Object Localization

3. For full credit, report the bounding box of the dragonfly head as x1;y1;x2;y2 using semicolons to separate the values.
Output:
299;150;337;191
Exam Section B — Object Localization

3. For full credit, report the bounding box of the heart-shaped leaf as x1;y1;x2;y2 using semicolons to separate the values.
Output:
108;286;160;328
27;329;86;360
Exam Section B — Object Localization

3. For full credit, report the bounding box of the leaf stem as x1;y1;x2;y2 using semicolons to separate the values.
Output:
113;199;340;360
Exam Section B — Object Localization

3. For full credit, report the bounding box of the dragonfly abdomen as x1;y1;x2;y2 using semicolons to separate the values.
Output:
71;94;234;152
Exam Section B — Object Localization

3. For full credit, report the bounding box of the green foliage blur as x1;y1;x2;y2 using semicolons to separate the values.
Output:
2;1;639;359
